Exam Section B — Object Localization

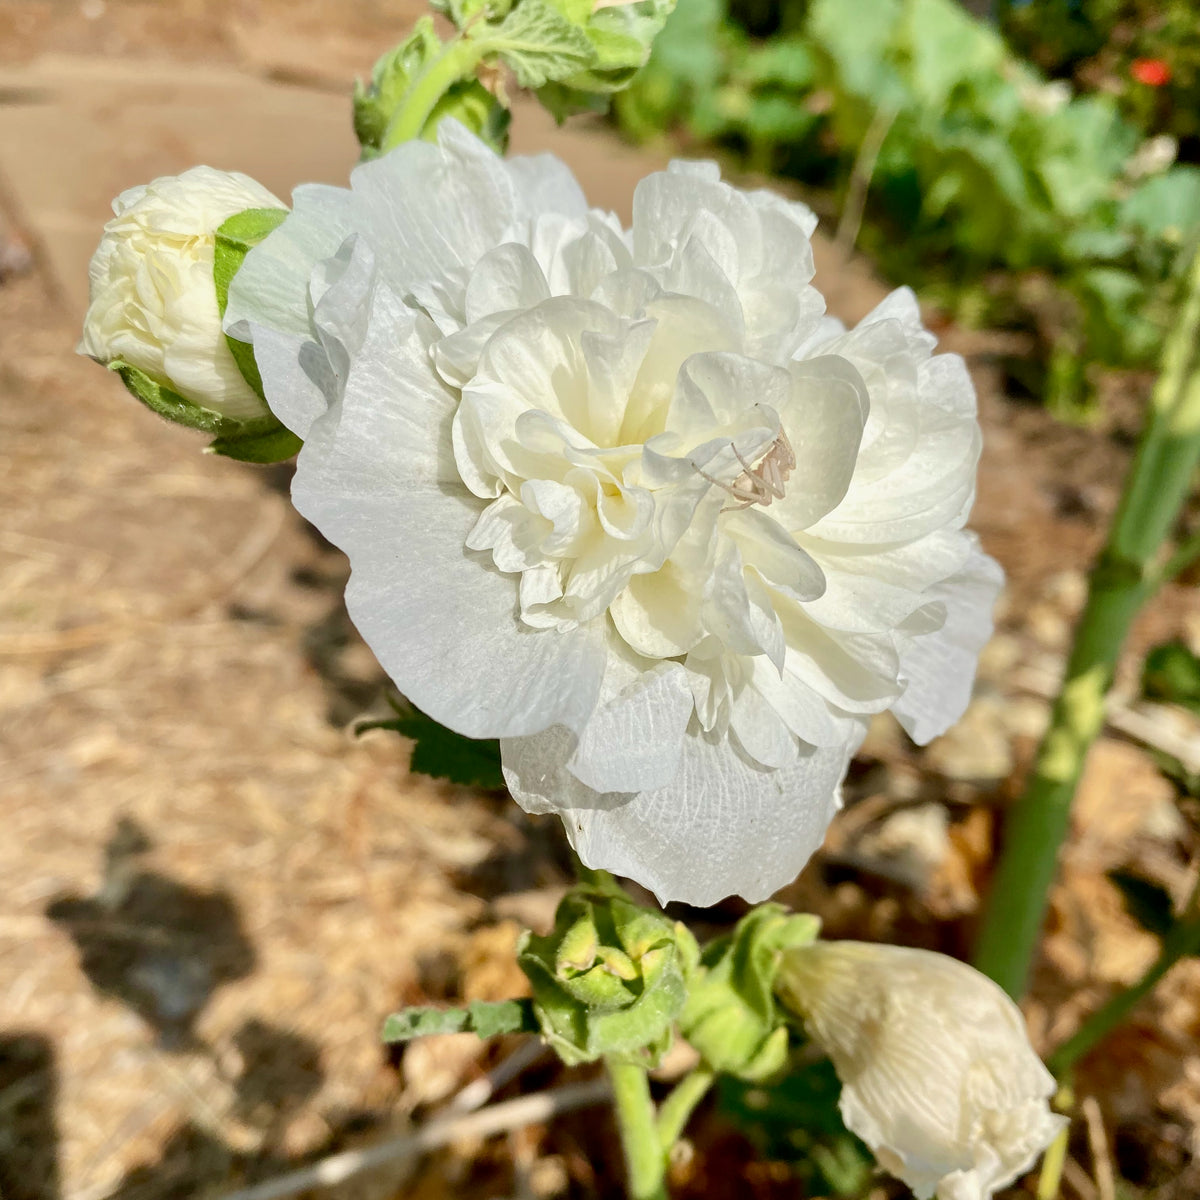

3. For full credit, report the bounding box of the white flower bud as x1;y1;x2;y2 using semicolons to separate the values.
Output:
79;166;283;422
777;941;1066;1200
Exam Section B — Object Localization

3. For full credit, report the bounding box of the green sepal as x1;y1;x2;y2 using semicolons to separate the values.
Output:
425;77;512;155
356;699;505;790
382;998;538;1043
207;422;304;464
110;360;301;464
110;360;232;434
214;207;290;396
517;874;695;1067
680;905;820;1082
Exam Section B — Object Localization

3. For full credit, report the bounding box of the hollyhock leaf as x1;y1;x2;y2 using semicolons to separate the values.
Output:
482;0;598;90
357;703;505;790
382;998;538;1042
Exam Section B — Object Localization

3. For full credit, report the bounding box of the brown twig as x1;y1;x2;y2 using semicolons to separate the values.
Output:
217;1077;611;1200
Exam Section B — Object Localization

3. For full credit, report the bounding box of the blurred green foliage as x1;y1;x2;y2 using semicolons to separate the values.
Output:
1000;0;1200;153
1142;637;1200;715
614;0;1200;414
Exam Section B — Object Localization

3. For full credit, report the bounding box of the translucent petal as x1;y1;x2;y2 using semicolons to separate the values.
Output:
893;539;1005;745
502;720;863;906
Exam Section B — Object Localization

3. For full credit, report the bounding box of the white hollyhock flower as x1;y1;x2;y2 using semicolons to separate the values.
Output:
79;166;283;421
225;123;1002;906
777;941;1067;1200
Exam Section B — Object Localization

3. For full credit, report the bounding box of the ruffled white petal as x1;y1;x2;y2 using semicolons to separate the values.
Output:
225;182;353;342
893;538;1005;744
502;718;864;907
291;282;606;738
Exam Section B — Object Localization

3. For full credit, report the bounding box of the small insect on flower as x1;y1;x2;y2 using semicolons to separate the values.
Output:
697;427;796;511
226;123;1002;907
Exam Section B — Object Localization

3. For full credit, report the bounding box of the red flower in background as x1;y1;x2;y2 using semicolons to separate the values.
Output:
1132;58;1173;87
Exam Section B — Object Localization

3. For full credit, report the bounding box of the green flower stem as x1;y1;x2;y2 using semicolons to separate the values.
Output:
1035;1122;1069;1200
1047;878;1200;1076
974;246;1200;998
607;1059;668;1200
655;1066;715;1150
381;36;484;151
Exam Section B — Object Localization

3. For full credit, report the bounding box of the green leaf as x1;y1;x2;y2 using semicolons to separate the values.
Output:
382;998;538;1042
1142;638;1200;714
1108;869;1176;938
1124;167;1200;243
432;0;514;30
896;0;1006;110
356;701;505;790
480;0;598;89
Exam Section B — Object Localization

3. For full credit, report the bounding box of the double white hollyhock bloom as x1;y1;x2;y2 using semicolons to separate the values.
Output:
79;166;283;421
778;941;1066;1200
226;123;1002;906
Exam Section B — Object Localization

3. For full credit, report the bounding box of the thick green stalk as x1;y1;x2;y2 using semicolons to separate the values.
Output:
1047;878;1200;1075
974;248;1200;997
655;1066;715;1150
381;36;484;151
608;1060;668;1200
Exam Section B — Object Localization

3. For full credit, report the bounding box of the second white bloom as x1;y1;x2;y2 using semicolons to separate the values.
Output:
777;941;1067;1200
226;124;1002;906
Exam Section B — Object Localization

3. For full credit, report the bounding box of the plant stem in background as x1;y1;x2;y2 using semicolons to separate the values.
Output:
608;1060;668;1200
974;247;1200;998
1047;876;1200;1075
655;1066;715;1150
834;103;897;259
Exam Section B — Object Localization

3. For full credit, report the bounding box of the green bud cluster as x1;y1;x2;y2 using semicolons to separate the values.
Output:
680;905;820;1082
353;0;679;162
517;873;698;1066
354;17;510;160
